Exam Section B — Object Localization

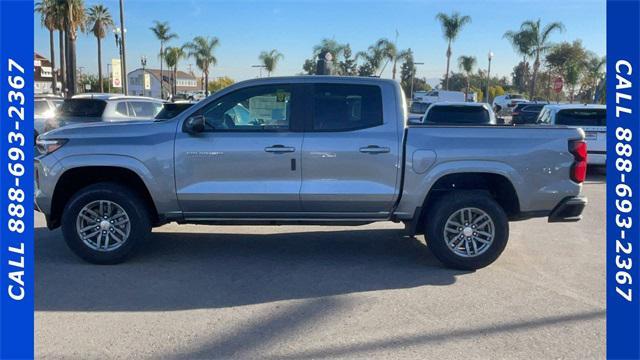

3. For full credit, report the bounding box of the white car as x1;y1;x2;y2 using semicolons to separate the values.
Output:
536;104;606;166
414;90;465;103
492;93;528;114
420;102;497;125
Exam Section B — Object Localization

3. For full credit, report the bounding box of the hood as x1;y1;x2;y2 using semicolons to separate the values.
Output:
40;118;159;140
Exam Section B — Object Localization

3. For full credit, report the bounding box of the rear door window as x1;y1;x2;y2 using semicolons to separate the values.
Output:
424;105;490;125
59;99;107;117
115;102;129;116
555;109;606;126
129;101;162;118
312;84;383;131
35;100;50;116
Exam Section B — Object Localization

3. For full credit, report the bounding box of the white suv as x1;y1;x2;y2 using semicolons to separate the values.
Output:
492;94;528;114
536;104;606;166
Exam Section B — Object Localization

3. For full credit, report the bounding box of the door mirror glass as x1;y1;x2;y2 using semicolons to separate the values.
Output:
185;115;205;134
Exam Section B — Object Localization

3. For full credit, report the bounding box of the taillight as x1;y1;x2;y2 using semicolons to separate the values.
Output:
569;140;587;183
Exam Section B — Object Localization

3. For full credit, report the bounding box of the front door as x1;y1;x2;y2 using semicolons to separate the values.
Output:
300;83;401;216
175;84;303;216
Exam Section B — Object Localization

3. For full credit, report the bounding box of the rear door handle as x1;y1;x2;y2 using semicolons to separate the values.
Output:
265;145;296;153
359;145;390;154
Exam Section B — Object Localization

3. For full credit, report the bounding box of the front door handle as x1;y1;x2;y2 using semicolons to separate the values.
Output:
359;145;390;154
265;145;296;153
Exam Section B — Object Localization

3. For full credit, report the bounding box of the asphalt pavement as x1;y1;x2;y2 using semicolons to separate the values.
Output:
35;170;606;359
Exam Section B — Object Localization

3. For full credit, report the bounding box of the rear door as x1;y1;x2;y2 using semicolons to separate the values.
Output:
299;83;400;216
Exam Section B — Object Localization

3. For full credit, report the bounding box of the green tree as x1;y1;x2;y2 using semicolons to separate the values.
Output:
35;0;59;93
60;0;86;96
150;21;178;98
545;40;588;102
458;55;477;99
357;42;386;76
313;38;346;61
258;49;284;76
164;46;186;97
511;61;530;94
584;54;606;102
184;36;219;95
208;76;235;93
435;12;472;90
302;58;316;75
519;19;564;99
503;29;535;93
400;49;431;97
85;4;114;92
338;44;358;76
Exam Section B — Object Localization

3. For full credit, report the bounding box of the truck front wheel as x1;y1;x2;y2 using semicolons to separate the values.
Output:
425;191;509;270
61;182;151;264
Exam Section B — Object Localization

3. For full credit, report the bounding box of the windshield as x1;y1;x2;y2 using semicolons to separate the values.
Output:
59;99;107;117
425;105;490;125
155;103;194;119
410;102;430;114
556;109;606;126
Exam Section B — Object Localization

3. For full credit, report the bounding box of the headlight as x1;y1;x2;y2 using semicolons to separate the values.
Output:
36;138;67;155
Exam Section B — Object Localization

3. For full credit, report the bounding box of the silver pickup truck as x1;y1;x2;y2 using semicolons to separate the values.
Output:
35;76;587;270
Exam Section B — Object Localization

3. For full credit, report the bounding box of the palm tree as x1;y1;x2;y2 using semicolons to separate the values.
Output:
258;49;284;76
184;36;219;95
313;38;346;61
375;38;411;79
585;54;606;102
60;0;86;96
435;12;471;90
356;43;386;76
164;46;185;97
85;5;114;92
519;19;564;99
503;29;535;91
35;0;59;93
458;55;477;99
150;21;178;99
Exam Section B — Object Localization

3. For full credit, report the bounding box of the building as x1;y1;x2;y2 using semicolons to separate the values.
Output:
34;53;57;94
127;68;200;98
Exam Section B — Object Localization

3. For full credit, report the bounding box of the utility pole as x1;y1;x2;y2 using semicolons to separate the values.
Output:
251;64;266;78
141;56;147;97
107;63;111;93
485;51;494;103
119;0;128;95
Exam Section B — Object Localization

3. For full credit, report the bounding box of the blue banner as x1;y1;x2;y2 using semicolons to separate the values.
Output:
607;0;640;359
0;0;35;359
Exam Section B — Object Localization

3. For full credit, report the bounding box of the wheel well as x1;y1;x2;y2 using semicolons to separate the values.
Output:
416;172;520;233
49;166;159;229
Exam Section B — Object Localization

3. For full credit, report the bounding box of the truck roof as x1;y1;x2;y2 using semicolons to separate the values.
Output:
230;75;398;88
543;103;606;111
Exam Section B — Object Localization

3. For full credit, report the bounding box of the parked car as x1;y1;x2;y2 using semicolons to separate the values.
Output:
35;76;587;270
421;102;497;125
511;102;548;124
44;94;164;132
34;97;60;139
414;90;465;103
492;94;528;114
155;102;195;119
536;104;606;166
408;101;431;122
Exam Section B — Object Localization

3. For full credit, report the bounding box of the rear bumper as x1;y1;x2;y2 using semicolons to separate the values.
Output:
587;152;606;165
548;196;588;222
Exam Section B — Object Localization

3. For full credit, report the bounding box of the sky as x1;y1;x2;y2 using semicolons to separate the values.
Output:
34;0;606;84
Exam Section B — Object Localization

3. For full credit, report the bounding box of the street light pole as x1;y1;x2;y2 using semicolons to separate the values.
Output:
485;51;494;103
251;64;266;78
119;0;128;95
107;63;112;93
141;55;147;97
410;62;424;102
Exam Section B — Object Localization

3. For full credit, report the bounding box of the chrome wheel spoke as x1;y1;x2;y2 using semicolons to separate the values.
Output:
443;207;495;258
77;200;130;252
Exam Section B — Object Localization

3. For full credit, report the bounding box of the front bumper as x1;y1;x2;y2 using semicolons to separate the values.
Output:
548;196;588;222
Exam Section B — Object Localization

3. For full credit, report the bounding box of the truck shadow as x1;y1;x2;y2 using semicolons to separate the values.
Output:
35;226;465;312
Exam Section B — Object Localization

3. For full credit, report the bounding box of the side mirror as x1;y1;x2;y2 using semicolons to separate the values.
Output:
185;115;205;134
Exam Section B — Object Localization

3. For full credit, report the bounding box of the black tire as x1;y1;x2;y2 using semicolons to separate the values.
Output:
425;191;509;270
61;182;151;264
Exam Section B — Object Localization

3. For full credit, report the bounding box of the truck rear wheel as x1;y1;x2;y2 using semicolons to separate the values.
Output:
425;191;509;270
61;182;151;264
